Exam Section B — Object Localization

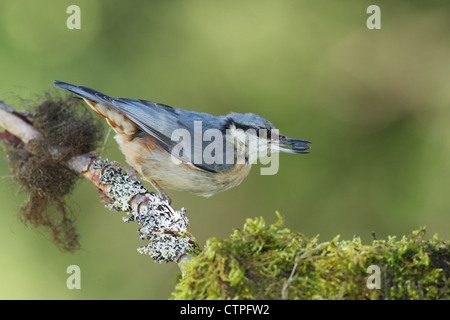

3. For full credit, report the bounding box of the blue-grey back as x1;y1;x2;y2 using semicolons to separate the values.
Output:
54;81;237;173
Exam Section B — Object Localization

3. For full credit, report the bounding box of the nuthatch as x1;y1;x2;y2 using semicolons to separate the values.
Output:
54;81;310;202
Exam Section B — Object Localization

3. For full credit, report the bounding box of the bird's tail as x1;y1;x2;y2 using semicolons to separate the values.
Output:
53;80;136;135
54;80;112;105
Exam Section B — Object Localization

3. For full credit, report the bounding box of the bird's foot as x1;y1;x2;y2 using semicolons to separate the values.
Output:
150;180;172;205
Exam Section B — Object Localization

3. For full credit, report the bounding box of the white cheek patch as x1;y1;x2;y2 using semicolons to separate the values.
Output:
226;124;270;165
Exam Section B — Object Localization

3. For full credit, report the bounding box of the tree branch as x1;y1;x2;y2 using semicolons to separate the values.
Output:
0;100;198;270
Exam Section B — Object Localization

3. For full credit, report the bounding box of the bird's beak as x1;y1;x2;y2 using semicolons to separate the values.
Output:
272;136;311;154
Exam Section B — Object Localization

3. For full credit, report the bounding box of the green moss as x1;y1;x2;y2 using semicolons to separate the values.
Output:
172;213;449;300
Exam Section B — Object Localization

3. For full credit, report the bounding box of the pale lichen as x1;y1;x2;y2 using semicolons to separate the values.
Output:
98;163;147;212
94;158;199;263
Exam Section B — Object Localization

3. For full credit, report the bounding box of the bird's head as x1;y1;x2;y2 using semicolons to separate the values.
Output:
226;112;311;163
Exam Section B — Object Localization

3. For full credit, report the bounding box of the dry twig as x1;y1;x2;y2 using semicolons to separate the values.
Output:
0;98;198;270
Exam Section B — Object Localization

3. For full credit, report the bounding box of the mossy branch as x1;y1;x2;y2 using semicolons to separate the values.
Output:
0;97;199;267
172;213;449;300
1;95;448;299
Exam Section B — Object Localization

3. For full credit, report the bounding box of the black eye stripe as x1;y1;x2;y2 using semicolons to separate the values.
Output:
226;121;273;139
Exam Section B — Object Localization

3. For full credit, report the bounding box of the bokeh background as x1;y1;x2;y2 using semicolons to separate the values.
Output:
0;0;449;299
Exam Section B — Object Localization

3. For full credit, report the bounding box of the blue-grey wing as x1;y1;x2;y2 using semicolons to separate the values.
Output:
53;81;234;173
114;98;235;173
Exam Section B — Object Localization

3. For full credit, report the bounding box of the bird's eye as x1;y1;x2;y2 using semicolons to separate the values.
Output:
279;135;287;141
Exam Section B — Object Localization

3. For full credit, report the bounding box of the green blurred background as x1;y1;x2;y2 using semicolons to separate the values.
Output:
0;0;449;299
